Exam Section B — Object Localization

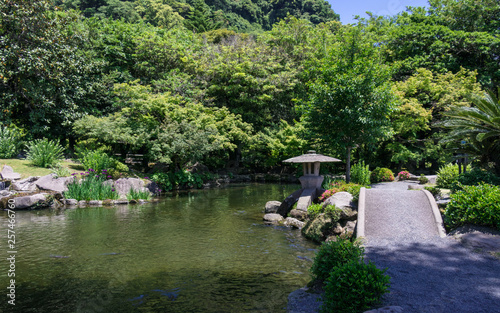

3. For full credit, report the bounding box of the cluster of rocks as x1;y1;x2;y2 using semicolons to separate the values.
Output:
302;192;358;242
0;165;155;210
263;201;306;229
263;191;358;243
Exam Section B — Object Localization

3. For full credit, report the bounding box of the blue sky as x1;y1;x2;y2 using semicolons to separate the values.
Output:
327;0;430;24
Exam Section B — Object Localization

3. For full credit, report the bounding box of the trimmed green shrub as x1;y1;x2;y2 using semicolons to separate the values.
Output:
444;183;500;230
310;237;364;283
26;138;64;168
321;261;390;313
0;126;23;158
79;150;113;173
436;163;459;189
351;161;371;185
450;168;500;192
418;174;429;184
370;167;395;183
424;186;441;198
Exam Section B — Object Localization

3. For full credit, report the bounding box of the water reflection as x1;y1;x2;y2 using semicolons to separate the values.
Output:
0;183;317;313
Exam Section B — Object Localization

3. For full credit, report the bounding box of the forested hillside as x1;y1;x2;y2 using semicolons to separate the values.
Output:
1;0;499;177
53;0;339;32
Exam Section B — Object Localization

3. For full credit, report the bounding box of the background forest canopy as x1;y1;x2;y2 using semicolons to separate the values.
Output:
1;0;499;175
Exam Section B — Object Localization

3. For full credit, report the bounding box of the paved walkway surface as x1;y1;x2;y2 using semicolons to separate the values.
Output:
363;181;500;313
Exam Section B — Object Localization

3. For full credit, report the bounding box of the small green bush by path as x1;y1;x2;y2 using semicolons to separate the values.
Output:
444;183;500;231
310;237;364;283
450;168;500;192
64;173;118;201
370;167;394;183
127;187;151;201
321;261;390;313
424;186;441;198
436;163;459;189
0;126;23;158
351;161;371;185
26;138;64;168
418;174;429;184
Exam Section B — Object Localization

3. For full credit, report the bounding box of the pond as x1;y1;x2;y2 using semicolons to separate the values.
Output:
0;183;318;313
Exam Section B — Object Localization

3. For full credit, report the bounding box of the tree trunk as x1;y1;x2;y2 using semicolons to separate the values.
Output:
346;146;351;183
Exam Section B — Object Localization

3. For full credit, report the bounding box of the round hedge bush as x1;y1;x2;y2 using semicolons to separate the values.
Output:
370;167;395;183
321;261;390;313
310;238;364;283
436;163;459;189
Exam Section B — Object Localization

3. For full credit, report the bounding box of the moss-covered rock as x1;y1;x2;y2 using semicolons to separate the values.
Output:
302;213;340;243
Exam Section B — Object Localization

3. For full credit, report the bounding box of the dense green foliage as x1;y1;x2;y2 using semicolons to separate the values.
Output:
444;183;500;230
150;170;211;191
449;168;500;192
26;139;65;168
436;163;460;188
2;0;500;179
441;91;500;175
370;168;395;183
55;0;339;32
321;260;390;313
0;126;23;158
310;237;364;284
350;161;371;185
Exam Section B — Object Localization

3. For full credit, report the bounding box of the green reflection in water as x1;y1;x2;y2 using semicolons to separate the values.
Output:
0;184;318;313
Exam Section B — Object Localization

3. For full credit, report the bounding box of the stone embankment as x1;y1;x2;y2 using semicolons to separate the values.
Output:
0;165;156;210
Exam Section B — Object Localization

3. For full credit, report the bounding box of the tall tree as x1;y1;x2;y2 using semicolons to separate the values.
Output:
0;0;106;139
302;27;394;182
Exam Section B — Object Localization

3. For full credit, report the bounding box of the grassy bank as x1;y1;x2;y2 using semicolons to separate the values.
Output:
0;159;83;179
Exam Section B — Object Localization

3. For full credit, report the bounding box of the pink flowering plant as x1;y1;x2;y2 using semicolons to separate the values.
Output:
397;171;411;181
319;180;365;202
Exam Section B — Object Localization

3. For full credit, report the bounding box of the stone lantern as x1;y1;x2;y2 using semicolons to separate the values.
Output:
283;150;341;189
277;151;341;214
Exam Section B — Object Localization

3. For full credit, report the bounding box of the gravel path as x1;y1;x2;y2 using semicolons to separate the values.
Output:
364;182;500;313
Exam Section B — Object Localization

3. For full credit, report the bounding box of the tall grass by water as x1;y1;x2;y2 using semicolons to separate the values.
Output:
65;173;118;201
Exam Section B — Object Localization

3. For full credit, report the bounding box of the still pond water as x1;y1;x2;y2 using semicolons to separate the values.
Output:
0;184;318;313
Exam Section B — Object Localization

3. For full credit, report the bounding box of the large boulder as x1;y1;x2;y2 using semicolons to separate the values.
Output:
36;174;74;193
284;217;305;229
0;165;21;181
11;193;50;209
11;176;39;191
302;213;339;243
263;213;284;224
113;178;149;199
290;209;308;221
323;191;357;210
265;201;281;213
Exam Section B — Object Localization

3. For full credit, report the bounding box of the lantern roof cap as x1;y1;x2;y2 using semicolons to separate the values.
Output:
283;150;341;163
